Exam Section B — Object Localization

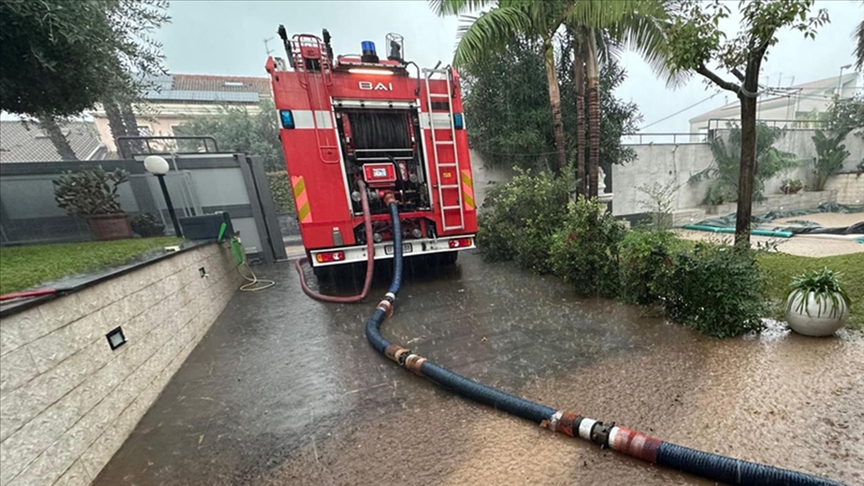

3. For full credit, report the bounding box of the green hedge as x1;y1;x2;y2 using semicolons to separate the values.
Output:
477;172;771;338
267;171;295;214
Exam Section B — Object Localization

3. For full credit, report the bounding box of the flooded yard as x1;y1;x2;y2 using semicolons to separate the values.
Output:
92;251;862;485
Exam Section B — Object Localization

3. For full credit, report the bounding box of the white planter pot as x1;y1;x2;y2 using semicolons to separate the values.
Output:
786;291;849;337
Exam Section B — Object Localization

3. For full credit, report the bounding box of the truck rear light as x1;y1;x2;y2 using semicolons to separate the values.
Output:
448;238;472;249
315;251;345;263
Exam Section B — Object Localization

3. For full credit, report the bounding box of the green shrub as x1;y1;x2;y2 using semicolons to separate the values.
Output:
619;229;681;305
548;198;626;297
476;170;569;272
658;243;767;338
267;171;294;214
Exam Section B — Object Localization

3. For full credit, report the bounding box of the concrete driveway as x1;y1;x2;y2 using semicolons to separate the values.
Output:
92;252;862;485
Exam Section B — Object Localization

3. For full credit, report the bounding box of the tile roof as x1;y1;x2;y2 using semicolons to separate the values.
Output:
0;121;106;163
143;74;272;104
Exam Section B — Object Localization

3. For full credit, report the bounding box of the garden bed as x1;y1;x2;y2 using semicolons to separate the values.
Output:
0;237;181;295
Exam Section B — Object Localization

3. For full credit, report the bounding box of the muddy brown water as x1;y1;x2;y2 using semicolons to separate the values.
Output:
93;251;862;485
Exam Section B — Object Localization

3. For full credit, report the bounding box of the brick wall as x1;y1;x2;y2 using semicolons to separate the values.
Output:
0;243;241;486
824;173;864;206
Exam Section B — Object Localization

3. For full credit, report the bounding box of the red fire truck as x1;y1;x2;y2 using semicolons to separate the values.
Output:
266;29;477;273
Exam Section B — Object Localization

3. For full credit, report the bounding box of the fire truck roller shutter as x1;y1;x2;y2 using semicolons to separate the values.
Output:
351;112;411;149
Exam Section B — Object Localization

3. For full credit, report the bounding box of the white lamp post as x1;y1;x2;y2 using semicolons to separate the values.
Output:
144;155;182;237
837;64;852;95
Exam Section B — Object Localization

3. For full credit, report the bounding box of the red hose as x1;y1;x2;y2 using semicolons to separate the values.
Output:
294;179;375;303
0;288;57;302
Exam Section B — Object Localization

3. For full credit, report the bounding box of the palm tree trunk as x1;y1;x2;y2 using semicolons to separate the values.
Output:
542;39;567;175
573;45;587;196
585;31;600;198
37;115;77;161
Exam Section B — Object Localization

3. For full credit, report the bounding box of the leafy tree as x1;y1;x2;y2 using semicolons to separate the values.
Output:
0;0;168;118
665;0;828;246
692;123;799;204
175;100;285;172
822;93;864;137
461;36;640;177
0;0;169;159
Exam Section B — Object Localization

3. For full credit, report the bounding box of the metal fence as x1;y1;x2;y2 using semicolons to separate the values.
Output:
0;153;287;263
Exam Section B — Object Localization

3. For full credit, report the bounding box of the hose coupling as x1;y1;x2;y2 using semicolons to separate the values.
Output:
377;299;394;317
384;344;411;364
589;421;615;448
543;410;580;437
404;354;427;375
383;192;397;206
384;292;396;303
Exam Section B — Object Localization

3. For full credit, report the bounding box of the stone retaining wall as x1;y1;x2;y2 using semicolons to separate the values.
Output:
0;242;241;486
824;173;864;206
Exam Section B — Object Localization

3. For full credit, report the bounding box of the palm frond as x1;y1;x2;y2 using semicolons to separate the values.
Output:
855;16;864;71
429;0;493;17
453;7;536;67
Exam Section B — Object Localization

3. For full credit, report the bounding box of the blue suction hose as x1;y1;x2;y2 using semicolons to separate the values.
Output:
364;201;844;486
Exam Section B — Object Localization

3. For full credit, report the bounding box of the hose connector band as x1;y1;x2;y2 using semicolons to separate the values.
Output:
608;426;662;463
383;193;396;206
404;354;427;375
384;292;396;302
377;300;393;317
384;344;410;364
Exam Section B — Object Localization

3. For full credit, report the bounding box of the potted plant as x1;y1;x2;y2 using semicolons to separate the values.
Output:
786;268;850;337
780;178;804;195
53;167;133;240
130;212;166;237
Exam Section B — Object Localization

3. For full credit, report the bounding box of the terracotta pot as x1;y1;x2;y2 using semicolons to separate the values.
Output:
786;291;848;337
88;213;134;241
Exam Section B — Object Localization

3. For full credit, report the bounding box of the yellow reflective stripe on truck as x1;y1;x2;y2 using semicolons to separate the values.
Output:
292;175;313;223
461;170;475;210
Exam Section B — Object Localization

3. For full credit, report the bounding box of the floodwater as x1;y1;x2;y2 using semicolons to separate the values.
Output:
93;251;863;485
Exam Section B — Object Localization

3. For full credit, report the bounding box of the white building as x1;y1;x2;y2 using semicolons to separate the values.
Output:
689;73;859;134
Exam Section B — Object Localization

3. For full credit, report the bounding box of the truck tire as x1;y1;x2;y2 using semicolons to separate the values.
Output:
438;251;458;266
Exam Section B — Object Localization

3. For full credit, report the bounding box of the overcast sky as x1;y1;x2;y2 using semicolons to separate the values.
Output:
156;0;862;134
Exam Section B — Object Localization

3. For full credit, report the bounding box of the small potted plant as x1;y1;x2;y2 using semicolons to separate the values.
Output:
131;212;166;237
53;167;133;240
780;178;804;195
786;268;850;337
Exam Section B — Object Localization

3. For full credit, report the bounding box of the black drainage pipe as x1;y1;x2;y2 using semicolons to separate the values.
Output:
364;201;844;486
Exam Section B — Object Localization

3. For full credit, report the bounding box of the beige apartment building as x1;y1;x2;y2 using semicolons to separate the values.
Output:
89;74;271;155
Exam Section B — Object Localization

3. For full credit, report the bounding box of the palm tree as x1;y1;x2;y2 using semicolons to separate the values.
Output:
433;0;672;193
855;2;864;71
564;1;671;197
434;1;571;173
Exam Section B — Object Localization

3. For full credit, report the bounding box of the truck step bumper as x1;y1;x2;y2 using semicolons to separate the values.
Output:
309;235;475;267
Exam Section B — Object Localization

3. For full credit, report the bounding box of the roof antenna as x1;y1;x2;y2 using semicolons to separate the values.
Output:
277;25;294;69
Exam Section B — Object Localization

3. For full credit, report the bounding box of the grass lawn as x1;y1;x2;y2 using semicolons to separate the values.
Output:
0;237;182;295
758;251;864;330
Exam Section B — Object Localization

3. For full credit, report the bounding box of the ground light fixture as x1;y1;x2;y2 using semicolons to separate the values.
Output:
106;327;126;350
144;155;183;238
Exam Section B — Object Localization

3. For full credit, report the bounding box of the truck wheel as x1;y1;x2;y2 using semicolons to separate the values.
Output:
313;265;333;283
438;251;458;266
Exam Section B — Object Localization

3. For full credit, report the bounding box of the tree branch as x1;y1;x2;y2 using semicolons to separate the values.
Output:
731;68;745;82
696;63;740;93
